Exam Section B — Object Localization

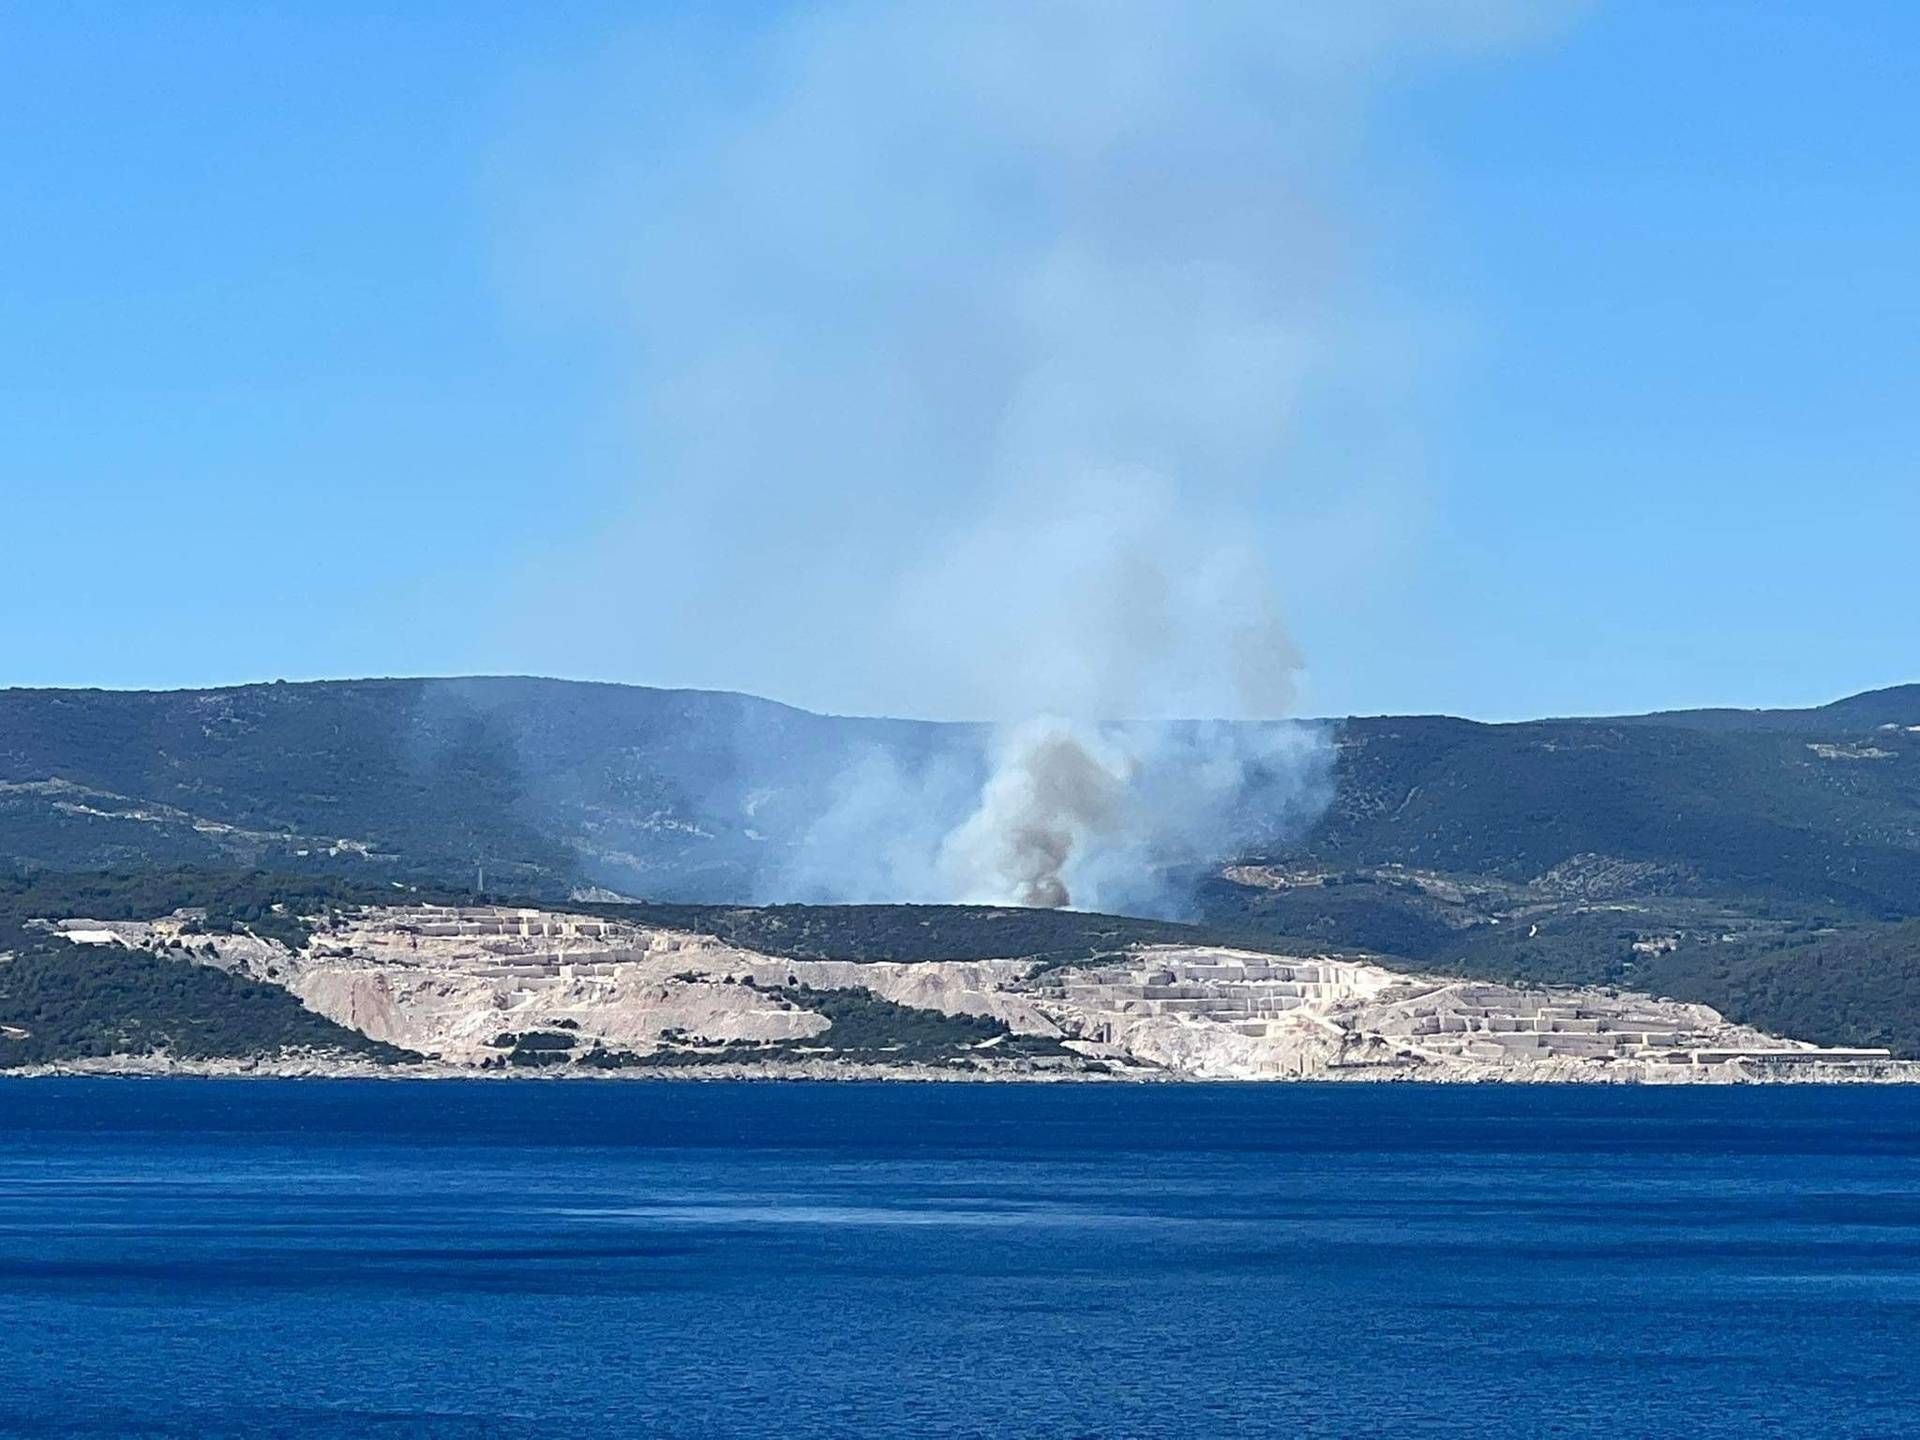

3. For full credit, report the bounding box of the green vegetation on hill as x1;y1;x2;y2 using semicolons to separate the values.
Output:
0;680;583;889
1190;874;1466;961
2;668;1917;1067
769;981;1072;1059
0;867;446;1067
0;677;952;898
1604;685;1920;734
589;900;1295;967
1426;914;1920;1059
1197;871;1920;1057
6;678;1919;1068
1636;923;1920;1056
0;944;412;1067
645;983;1075;1067
5;677;1916;922
0;867;463;954
1300;716;1920;920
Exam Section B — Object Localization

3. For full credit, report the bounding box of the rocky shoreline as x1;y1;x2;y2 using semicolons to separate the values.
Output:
10;1052;1920;1084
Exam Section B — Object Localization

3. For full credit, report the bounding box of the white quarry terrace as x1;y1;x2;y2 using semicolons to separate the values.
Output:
37;905;1909;1082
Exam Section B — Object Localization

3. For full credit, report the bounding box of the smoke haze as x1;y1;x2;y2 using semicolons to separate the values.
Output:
506;0;1578;908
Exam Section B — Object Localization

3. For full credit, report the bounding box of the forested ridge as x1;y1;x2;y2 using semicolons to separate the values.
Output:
2;675;1918;1059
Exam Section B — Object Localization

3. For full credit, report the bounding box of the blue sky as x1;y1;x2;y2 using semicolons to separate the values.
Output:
2;1;1914;721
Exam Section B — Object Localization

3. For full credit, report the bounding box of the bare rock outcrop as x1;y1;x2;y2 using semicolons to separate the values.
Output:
36;905;1913;1082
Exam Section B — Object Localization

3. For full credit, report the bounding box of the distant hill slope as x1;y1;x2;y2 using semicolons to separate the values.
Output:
0;870;429;1068
0;677;969;898
1305;710;1920;917
1;677;1917;923
1595;684;1920;734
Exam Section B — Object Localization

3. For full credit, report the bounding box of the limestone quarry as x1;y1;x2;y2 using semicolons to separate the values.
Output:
37;904;1915;1082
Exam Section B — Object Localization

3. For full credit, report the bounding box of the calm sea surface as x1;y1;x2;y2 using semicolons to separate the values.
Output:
1;1079;1917;1438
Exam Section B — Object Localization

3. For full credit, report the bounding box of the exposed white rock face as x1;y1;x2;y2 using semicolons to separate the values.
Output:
34;906;1908;1081
1029;945;1895;1080
188;906;1061;1066
239;909;816;1062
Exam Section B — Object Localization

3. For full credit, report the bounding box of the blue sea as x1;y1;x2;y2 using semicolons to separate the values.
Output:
2;1080;1918;1439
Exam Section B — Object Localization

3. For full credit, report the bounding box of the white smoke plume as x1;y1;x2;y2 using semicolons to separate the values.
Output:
941;719;1132;910
935;717;1334;913
507;0;1579;910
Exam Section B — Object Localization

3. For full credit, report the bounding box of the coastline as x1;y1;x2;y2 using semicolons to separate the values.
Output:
9;1055;1919;1084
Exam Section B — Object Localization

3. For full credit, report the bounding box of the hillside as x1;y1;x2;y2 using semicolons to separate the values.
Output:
0;868;1298;1071
1304;713;1920;917
0;678;968;898
0;869;446;1068
5;873;1910;1075
2;677;1919;1053
3;677;1917;917
1598;684;1920;734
